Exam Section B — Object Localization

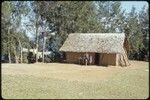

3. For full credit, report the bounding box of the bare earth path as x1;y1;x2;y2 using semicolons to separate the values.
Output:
2;60;149;99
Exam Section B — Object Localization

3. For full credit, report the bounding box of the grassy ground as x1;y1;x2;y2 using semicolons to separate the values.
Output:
2;60;149;99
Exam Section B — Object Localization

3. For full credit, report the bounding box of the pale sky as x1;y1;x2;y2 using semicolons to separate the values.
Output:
121;1;149;12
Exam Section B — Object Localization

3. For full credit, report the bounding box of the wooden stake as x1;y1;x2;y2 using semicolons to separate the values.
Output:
85;52;87;66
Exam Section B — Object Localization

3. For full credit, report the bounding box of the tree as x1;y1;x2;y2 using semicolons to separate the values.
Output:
23;1;44;62
2;1;30;63
36;1;101;61
2;1;13;63
138;6;149;60
96;1;125;33
124;6;144;60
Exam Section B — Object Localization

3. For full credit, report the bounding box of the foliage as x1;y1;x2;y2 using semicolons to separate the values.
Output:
1;1;149;61
1;1;31;63
96;1;126;33
124;6;149;60
35;1;102;61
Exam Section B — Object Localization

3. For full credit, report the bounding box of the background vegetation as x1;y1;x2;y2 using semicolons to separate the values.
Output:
1;1;149;63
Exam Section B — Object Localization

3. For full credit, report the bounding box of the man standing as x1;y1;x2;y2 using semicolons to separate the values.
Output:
89;55;93;65
85;53;89;66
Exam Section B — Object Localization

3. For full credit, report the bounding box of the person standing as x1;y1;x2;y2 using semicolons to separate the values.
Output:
89;55;93;65
85;53;89;66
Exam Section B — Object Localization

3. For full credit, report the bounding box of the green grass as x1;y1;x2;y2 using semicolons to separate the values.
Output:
2;62;149;99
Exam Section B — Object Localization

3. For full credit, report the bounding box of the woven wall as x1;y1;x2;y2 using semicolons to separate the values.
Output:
99;53;117;66
65;52;119;66
66;52;95;64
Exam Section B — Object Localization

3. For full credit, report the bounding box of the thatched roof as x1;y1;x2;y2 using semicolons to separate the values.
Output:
60;33;125;53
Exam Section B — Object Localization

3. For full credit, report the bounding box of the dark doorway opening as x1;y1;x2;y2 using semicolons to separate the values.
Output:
63;52;66;60
95;53;99;65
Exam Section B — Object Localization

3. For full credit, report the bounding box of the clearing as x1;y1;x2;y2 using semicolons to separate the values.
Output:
2;60;149;99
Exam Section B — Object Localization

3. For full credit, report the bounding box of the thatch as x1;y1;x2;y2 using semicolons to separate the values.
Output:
60;33;125;53
60;33;125;54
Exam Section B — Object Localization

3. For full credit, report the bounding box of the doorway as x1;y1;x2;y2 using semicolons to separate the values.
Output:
95;53;99;65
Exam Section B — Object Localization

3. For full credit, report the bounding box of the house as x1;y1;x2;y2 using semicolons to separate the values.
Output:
59;33;130;66
22;48;52;59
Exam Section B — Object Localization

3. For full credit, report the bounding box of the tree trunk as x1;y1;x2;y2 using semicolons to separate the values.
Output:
18;39;22;63
8;49;11;63
12;45;19;63
15;55;18;63
20;47;23;63
42;36;46;63
8;28;11;63
35;13;39;62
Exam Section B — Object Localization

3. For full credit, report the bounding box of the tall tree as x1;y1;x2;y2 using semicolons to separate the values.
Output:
36;1;101;61
2;1;30;63
124;6;144;59
138;6;149;60
96;1;125;33
2;1;13;63
24;1;44;62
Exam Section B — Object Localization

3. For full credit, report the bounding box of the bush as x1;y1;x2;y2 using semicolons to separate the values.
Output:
27;52;36;64
44;57;52;63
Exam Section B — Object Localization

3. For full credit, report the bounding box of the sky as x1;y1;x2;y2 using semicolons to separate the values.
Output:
121;1;149;13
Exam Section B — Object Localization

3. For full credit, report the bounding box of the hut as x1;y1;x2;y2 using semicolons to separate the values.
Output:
59;33;130;66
